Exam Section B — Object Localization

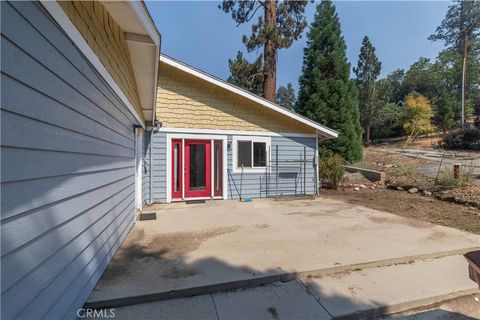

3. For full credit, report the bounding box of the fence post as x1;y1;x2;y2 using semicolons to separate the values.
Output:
453;163;461;179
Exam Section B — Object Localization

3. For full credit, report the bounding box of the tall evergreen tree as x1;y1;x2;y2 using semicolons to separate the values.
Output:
227;51;264;96
402;57;436;98
353;36;382;145
276;83;296;110
377;69;406;104
429;0;480;124
296;0;362;162
220;0;310;101
429;0;480;57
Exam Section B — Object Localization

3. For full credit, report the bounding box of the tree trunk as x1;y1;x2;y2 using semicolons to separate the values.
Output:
263;0;277;102
462;31;468;126
365;125;371;146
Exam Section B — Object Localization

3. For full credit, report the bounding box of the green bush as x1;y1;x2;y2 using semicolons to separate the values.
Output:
438;167;475;189
442;128;480;151
319;154;346;189
390;166;416;177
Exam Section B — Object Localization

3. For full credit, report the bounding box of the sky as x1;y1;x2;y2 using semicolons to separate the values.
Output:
146;1;451;91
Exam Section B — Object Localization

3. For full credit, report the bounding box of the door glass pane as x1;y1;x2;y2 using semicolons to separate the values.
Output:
173;144;180;192
190;144;206;190
253;142;266;167
237;141;252;168
214;141;222;194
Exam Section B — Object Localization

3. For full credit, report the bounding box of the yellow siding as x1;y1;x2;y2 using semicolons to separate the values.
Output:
156;63;315;134
58;1;142;119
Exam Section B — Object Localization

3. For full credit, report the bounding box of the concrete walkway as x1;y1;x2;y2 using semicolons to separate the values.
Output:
96;255;478;319
87;198;480;309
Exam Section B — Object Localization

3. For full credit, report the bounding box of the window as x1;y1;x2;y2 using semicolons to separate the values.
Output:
237;141;252;167
253;142;266;167
233;137;270;172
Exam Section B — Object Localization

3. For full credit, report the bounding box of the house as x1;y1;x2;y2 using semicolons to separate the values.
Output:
1;1;336;319
1;1;159;319
142;55;338;204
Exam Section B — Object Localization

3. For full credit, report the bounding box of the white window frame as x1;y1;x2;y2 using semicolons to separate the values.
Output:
232;136;271;173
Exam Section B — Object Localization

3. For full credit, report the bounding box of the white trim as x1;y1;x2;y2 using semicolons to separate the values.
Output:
171;196;224;202
152;44;160;123
126;1;160;124
232;136;271;174
40;1;145;128
181;139;185;200
134;128;143;213
160;54;338;139
157;127;316;138
210;139;214;198
315;134;319;195
165;133;228;203
128;1;160;46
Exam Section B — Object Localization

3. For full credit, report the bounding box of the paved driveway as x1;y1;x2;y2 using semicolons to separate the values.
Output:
87;198;479;306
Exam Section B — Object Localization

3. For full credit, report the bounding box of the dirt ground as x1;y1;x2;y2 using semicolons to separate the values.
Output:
375;135;443;150
378;293;480;319
350;147;480;208
319;188;480;235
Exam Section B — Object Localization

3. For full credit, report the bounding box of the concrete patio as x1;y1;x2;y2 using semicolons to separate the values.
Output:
87;198;479;311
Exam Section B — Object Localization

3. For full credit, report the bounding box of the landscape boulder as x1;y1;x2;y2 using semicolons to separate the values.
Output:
408;187;419;194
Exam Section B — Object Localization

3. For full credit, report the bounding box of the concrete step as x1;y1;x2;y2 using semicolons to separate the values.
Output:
85;248;479;310
303;254;479;319
85;249;475;315
98;255;478;320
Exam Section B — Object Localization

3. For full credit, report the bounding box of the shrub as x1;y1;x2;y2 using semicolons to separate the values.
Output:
390;166;416;177
400;93;436;137
319;154;346;189
437;166;475;189
442;127;480;151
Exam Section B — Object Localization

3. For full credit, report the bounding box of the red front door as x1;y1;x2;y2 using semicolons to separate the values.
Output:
184;140;211;198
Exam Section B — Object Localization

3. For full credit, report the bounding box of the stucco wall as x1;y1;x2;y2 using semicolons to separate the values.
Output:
58;0;142;118
156;63;315;134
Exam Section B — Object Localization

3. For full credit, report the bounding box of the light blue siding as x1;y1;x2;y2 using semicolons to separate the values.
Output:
1;2;138;319
143;131;167;204
228;136;317;199
146;132;317;203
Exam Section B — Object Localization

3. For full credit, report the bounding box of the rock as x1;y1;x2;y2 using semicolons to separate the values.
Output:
422;190;432;197
369;186;375;190
408;187;419;194
359;184;368;189
353;187;360;191
396;186;404;191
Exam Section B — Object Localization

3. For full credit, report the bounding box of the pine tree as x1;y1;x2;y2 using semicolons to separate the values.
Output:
220;0;310;101
296;0;363;162
429;0;480;124
276;83;296;110
353;36;382;146
227;51;264;96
